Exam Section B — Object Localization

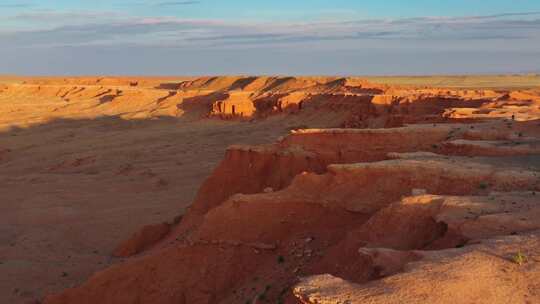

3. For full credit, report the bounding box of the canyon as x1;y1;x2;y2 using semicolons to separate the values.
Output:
0;75;539;303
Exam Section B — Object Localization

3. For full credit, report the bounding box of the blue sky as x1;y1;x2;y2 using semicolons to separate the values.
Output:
1;0;540;75
3;0;540;20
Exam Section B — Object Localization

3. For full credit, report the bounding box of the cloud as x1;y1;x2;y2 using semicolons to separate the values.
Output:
0;9;539;51
465;11;540;20
3;44;539;76
5;10;126;25
155;1;200;6
1;8;539;75
0;3;34;8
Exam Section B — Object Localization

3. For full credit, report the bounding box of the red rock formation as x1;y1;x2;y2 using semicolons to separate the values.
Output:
4;76;538;304
113;223;171;258
42;119;540;304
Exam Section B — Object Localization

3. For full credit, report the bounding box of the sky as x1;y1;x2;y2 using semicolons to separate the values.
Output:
1;0;540;75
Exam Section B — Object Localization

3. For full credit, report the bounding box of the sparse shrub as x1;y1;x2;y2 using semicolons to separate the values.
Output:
479;182;489;190
172;214;183;224
277;286;290;304
277;255;285;264
512;251;527;265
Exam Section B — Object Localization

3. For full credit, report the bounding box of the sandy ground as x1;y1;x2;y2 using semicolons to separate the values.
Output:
0;115;291;303
365;74;540;89
3;74;539;89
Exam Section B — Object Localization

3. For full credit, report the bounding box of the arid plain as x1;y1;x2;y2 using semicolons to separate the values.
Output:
1;75;540;304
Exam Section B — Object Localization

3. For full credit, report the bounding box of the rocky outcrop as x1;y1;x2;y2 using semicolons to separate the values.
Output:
210;92;256;118
4;76;538;129
295;231;540;304
183;121;539;217
112;223;171;258
42;117;540;304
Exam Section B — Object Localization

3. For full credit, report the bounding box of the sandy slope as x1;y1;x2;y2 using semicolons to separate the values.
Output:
0;118;299;303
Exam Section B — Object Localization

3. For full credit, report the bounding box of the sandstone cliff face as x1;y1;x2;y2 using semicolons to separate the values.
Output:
2;76;538;129
7;76;537;304
44;124;540;304
295;230;540;304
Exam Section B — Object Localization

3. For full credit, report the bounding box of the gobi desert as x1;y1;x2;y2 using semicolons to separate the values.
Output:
1;75;540;304
1;1;540;304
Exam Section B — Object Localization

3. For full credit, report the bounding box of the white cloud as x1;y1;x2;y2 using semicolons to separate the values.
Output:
0;9;539;74
1;10;539;49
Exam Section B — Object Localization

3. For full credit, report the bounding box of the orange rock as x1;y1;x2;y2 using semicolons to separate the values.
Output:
112;223;171;258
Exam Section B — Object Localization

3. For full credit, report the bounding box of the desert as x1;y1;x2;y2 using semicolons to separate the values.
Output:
0;75;539;303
